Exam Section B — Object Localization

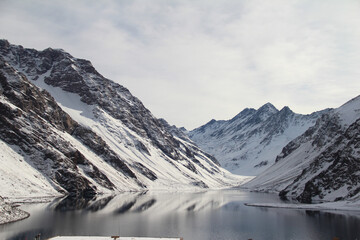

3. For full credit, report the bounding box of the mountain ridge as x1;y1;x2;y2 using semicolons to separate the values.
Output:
189;102;330;176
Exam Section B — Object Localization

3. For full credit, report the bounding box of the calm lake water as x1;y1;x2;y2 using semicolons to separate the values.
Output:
1;190;359;240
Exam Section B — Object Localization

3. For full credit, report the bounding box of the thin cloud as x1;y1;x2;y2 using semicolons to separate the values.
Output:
1;0;360;129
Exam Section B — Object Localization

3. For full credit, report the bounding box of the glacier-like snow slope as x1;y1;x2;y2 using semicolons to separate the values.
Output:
189;103;326;176
0;40;250;200
0;138;60;198
244;95;360;203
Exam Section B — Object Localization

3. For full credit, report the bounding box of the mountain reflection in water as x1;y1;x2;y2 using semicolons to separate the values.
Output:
50;190;228;214
1;190;359;240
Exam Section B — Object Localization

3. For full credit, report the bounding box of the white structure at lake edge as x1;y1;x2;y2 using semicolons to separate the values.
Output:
49;237;183;240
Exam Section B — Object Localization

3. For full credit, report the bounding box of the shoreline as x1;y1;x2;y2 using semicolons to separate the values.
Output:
0;200;31;225
0;211;30;226
244;201;360;213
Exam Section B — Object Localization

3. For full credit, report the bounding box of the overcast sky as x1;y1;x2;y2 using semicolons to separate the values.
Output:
1;0;360;129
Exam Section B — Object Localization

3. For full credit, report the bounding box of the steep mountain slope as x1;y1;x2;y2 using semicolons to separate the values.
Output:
0;55;142;198
0;40;246;199
189;103;327;176
244;96;360;203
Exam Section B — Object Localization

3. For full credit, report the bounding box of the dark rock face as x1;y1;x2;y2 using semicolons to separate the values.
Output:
159;118;221;167
158;118;190;142
132;162;157;181
280;118;360;203
276;113;344;164
71;126;137;179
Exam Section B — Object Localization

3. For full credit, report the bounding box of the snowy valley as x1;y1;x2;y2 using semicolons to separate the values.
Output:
0;39;359;229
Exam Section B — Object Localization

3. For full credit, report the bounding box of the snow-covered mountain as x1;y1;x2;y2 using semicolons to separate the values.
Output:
244;95;360;203
0;40;247;200
189;103;328;176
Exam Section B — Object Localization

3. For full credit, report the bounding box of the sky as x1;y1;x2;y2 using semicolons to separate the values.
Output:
1;0;360;129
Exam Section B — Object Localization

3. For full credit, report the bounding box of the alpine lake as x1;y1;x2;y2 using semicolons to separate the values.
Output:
1;190;359;240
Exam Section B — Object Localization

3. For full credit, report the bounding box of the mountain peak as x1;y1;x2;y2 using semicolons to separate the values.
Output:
189;101;322;176
335;94;360;127
253;102;278;122
0;39;10;48
207;119;217;125
279;106;294;115
258;102;278;112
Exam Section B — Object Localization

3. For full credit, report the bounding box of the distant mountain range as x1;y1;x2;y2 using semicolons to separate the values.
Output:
189;103;330;176
0;40;246;200
189;78;359;204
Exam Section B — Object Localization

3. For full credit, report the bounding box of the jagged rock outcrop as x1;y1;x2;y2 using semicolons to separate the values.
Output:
158;118;191;142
